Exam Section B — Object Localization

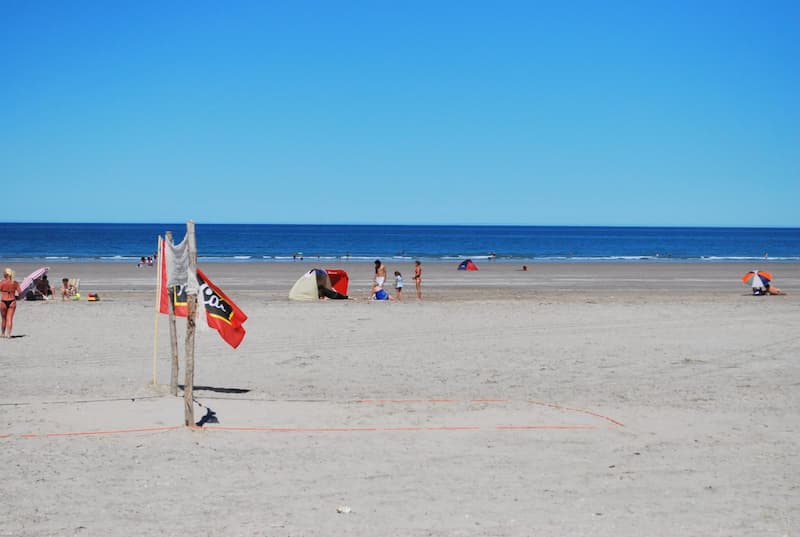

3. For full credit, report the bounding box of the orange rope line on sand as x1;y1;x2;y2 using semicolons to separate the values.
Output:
5;423;600;439
202;426;379;433
202;426;486;433
21;426;182;438
527;400;625;427
497;425;596;430
2;399;622;439
358;398;625;427
203;425;592;433
384;426;481;431
358;399;459;404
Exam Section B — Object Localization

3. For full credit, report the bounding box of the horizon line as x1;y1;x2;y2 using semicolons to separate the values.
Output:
0;221;797;230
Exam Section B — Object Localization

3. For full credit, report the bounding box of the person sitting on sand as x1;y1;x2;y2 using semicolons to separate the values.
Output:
759;282;785;295
371;284;393;301
35;275;54;299
61;278;77;301
314;269;348;300
319;286;349;299
1;268;22;338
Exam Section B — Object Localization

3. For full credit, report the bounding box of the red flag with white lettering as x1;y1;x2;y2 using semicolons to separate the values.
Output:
158;244;246;348
196;268;247;349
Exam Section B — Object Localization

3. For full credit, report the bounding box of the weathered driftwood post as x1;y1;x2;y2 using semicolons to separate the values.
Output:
152;236;163;385
183;221;198;426
166;230;180;397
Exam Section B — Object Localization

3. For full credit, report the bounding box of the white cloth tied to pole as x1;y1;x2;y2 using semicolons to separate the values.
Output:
166;235;199;295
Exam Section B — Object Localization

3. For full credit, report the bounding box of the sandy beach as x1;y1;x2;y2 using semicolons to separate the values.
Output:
1;261;798;536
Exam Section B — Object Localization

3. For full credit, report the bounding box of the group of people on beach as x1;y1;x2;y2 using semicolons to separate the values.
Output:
371;259;422;301
1;268;79;338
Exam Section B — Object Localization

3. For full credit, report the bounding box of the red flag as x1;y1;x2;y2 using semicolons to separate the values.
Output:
158;251;247;348
196;268;248;349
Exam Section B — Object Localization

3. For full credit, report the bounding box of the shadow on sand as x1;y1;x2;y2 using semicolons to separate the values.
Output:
178;385;250;394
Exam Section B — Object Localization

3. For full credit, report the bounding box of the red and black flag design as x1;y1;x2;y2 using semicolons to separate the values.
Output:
196;268;247;349
158;242;247;348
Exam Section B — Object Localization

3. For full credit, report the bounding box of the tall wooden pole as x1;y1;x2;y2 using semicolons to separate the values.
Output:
152;236;162;385
166;231;180;396
183;221;198;426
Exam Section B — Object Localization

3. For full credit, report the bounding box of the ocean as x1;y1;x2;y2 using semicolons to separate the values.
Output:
0;223;797;263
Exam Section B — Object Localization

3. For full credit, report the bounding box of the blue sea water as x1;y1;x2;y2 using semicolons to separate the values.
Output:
0;223;797;263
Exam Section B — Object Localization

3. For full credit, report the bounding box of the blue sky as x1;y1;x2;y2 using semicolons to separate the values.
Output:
2;0;798;226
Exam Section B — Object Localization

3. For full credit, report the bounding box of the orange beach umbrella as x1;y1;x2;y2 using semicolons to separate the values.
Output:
742;270;772;287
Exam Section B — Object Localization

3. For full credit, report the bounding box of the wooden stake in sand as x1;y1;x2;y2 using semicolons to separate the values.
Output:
166;231;180;397
183;221;198;426
152;235;163;386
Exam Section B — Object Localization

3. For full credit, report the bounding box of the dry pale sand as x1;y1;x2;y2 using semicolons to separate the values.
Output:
1;261;798;537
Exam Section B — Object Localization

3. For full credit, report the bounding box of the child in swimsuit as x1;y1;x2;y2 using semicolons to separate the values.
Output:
394;271;403;301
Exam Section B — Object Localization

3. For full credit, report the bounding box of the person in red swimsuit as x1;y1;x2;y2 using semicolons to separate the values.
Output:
1;268;22;338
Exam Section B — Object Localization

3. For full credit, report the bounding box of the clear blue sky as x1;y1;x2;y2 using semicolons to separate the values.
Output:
2;0;798;226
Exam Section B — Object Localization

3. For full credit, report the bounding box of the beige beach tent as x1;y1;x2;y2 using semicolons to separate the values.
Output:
289;268;350;301
289;269;319;301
